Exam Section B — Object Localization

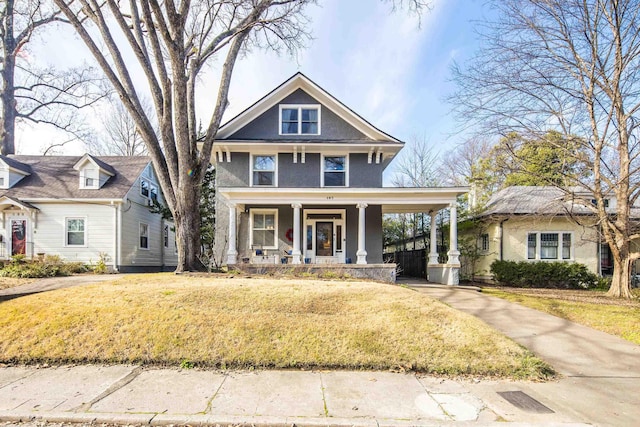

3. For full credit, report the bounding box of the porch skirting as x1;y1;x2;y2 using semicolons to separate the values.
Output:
234;263;397;283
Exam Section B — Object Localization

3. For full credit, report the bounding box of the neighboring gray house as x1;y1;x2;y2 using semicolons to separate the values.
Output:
0;154;178;272
213;73;467;284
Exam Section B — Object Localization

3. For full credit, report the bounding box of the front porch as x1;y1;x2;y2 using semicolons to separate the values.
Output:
218;187;468;285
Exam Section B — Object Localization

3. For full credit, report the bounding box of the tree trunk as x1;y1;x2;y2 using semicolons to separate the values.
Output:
1;0;16;155
173;180;203;272
607;249;633;299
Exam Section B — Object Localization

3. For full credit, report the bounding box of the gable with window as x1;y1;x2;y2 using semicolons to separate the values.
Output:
279;105;320;135
140;179;158;204
527;232;572;260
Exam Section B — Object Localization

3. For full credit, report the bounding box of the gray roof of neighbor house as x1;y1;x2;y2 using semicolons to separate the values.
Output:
481;185;640;217
0;155;151;200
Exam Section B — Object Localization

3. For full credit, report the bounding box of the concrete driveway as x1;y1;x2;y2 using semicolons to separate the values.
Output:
412;286;640;426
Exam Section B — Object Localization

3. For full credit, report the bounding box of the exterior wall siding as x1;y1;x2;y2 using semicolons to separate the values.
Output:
1;203;117;265
469;217;600;281
228;89;369;141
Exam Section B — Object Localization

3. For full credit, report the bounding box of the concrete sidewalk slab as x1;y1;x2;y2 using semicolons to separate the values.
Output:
209;370;324;417
321;371;446;421
90;368;225;414
0;365;135;412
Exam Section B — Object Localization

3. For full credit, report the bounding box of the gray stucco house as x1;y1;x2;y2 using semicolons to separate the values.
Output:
213;73;466;284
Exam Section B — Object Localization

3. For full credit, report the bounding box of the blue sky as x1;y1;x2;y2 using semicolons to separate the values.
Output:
15;0;492;163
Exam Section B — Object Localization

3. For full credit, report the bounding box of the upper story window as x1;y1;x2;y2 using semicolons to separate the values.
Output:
279;105;320;135
252;155;276;186
322;155;348;187
0;176;5;189
141;179;158;204
81;168;99;189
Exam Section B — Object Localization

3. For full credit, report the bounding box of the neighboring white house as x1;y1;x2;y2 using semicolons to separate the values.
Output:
0;154;178;272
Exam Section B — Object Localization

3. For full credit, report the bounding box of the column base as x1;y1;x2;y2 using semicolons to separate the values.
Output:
227;252;238;265
428;253;439;265
356;251;367;265
292;251;302;264
447;250;460;266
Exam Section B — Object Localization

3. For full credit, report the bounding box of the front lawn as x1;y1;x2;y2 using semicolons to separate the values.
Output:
0;274;552;379
483;287;640;344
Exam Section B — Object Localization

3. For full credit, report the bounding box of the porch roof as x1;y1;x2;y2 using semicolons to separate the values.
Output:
218;186;468;214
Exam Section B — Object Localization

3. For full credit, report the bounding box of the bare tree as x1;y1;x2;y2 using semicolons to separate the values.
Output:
53;0;431;272
451;0;640;298
438;137;493;187
1;0;106;154
86;99;150;156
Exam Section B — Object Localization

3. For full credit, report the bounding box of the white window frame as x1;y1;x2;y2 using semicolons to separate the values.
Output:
279;104;321;136
81;168;99;189
250;154;278;187
65;217;87;247
139;222;149;250
250;208;278;250
163;224;169;248
140;179;150;198
479;233;489;252
321;154;349;187
526;231;573;261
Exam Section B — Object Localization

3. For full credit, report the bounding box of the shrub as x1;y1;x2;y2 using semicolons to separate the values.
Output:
490;260;598;289
0;256;89;278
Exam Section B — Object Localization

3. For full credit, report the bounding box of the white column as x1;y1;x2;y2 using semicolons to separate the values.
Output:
428;211;439;265
356;203;368;264
292;203;302;264
447;203;460;265
227;204;238;265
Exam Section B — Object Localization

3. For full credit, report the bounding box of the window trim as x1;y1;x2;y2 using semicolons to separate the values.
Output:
140;179;150;198
479;233;489;252
163;224;169;248
80;168;99;190
250;154;278;187
249;208;278;250
278;104;321;136
65;217;87;247
139;222;149;250
526;231;573;261
321;154;349;188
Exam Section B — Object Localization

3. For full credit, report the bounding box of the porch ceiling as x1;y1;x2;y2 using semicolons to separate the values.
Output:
219;187;468;213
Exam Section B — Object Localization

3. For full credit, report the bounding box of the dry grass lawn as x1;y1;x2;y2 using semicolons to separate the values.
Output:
483;287;640;344
0;274;553;379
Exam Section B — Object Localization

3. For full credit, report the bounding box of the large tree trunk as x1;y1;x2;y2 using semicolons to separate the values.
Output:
607;241;633;299
173;180;203;272
0;0;16;155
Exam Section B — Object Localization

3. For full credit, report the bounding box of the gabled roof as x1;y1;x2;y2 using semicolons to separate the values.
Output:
0;196;38;211
0;155;31;175
481;186;640;218
73;153;116;176
216;72;402;143
0;155;151;200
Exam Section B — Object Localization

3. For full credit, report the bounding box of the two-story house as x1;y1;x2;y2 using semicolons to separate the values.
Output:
0;154;178;272
213;73;467;284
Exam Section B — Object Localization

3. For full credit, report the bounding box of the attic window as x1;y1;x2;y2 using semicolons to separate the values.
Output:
82;168;99;189
0;177;5;188
280;105;320;135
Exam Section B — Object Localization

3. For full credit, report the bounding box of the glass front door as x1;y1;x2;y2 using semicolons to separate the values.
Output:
316;221;333;257
11;219;26;256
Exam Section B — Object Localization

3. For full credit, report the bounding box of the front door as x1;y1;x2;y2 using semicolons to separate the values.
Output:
11;219;26;256
304;210;346;264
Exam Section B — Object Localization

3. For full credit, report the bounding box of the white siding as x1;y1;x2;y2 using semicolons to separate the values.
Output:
162;220;179;266
29;203;116;264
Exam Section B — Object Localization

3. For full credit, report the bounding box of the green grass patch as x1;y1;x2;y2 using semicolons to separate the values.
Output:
484;288;640;344
0;274;553;379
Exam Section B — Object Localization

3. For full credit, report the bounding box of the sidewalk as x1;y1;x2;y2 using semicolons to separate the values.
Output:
412;286;640;427
0;364;589;426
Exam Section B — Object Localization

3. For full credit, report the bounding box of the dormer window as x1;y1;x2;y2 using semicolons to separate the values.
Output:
279;105;320;135
0;177;5;188
81;168;99;189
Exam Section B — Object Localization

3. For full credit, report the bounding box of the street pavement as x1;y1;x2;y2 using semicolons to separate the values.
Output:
0;277;637;426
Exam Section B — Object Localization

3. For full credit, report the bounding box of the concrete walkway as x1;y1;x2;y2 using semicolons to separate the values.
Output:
412;286;640;427
0;274;123;303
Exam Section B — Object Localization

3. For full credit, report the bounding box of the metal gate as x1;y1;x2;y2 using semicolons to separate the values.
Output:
384;249;426;278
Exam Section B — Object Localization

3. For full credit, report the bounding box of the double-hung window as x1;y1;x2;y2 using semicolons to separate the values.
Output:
66;218;86;246
527;232;572;260
252;155;276;186
251;210;277;249
280;105;320;135
140;223;149;249
322;155;347;187
479;233;489;252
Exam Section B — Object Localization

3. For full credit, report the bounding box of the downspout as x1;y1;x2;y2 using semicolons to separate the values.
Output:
116;200;123;272
499;218;509;261
111;201;119;272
